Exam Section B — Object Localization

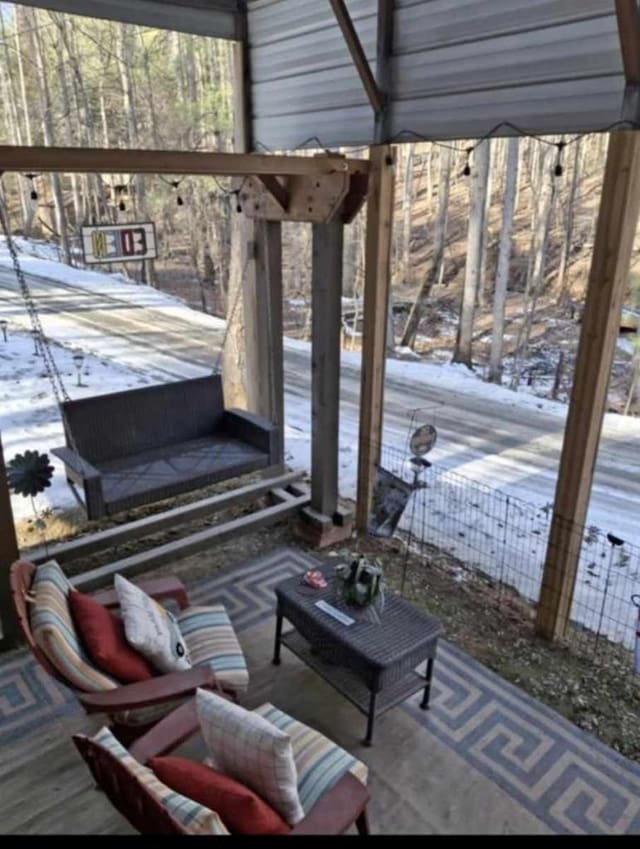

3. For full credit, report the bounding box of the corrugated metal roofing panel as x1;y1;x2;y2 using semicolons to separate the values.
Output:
390;75;625;140
248;0;376;150
12;0;240;38
392;16;622;99
394;0;617;53
248;0;627;149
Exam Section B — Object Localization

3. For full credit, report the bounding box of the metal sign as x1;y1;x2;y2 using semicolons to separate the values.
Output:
368;466;414;539
81;222;157;264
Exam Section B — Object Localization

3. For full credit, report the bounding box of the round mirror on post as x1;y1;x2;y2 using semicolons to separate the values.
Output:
409;424;437;457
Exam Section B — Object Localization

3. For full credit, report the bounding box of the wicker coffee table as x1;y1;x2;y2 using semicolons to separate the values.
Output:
272;559;442;745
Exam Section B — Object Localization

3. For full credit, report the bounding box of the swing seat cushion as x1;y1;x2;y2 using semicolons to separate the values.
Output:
52;375;281;520
98;434;268;516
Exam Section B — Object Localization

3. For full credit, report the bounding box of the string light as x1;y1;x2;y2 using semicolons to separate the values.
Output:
171;180;184;206
462;147;473;177
554;140;566;177
25;173;38;201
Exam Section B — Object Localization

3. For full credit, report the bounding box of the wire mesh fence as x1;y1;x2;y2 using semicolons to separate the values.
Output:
369;440;640;676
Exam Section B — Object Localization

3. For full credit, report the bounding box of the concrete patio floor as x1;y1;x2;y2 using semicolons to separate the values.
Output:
1;546;639;834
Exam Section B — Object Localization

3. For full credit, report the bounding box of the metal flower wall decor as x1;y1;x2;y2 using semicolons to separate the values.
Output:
7;450;54;497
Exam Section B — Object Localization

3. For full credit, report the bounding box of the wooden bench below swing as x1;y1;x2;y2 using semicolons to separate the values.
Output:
52;374;281;521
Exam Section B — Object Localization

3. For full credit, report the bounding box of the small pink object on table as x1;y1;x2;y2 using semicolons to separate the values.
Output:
303;570;327;589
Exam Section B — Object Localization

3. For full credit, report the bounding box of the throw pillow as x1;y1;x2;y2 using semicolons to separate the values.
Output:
91;727;229;835
69;590;154;684
114;574;191;674
196;688;304;825
148;756;290;835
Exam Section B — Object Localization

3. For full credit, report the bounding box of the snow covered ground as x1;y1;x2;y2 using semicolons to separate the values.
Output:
1;237;639;649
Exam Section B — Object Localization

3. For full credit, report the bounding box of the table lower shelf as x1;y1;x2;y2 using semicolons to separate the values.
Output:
280;629;428;718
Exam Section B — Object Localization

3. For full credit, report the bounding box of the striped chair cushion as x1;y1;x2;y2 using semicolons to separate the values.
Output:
30;561;118;693
91;726;229;835
177;605;249;693
254;703;368;815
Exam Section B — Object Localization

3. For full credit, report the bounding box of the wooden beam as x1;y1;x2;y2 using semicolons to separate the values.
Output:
243;219;284;464
72;490;310;592
310;218;344;517
374;0;394;143
257;176;289;211
329;0;384;114
0;433;21;648
27;470;303;566
536;131;640;641
616;0;640;83
0;145;367;177
356;146;395;531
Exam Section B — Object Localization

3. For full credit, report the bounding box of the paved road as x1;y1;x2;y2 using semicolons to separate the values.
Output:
1;266;638;543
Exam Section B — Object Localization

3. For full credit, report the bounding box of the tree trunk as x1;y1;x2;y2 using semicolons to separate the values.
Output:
488;137;519;384
477;140;493;308
556;138;582;304
401;145;414;287
400;144;452;349
30;12;72;264
624;333;640;415
510;145;556;389
452;139;490;367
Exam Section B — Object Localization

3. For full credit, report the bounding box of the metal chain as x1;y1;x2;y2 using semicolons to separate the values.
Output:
0;194;72;406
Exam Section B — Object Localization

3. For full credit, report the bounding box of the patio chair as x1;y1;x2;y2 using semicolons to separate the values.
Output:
10;559;249;741
73;698;371;835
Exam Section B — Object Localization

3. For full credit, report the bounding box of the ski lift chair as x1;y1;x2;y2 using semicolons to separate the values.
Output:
10;559;249;743
52;374;281;521
73;698;371;835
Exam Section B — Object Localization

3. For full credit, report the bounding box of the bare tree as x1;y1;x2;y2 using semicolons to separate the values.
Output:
510;144;557;388
400;145;452;349
487;136;519;383
452;140;490;367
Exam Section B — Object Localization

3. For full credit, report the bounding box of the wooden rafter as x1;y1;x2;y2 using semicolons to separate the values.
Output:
0;145;368;177
257;175;290;211
329;0;384;114
615;0;640;83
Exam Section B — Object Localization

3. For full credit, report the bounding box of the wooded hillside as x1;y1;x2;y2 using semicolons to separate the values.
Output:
1;4;639;413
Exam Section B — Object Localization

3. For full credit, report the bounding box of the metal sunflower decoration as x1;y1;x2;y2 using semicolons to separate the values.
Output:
7;450;54;497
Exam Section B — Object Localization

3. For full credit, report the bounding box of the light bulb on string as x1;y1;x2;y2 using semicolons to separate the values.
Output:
171;180;184;207
25;173;38;201
462;147;473;177
554;140;566;177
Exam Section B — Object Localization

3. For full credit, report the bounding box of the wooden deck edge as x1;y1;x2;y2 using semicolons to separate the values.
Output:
28;470;304;566
73;490;311;592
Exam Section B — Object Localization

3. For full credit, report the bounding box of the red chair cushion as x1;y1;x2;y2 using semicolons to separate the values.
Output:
148;756;290;835
69;591;154;683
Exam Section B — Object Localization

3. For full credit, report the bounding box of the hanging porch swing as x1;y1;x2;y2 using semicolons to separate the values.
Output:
0;199;281;522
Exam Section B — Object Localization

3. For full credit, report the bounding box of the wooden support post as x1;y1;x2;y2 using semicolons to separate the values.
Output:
244;219;284;463
356;146;395;531
0;433;21;648
536;131;640;640
310;219;344;517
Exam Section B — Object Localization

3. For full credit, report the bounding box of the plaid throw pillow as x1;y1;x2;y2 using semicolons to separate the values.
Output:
196;688;304;825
